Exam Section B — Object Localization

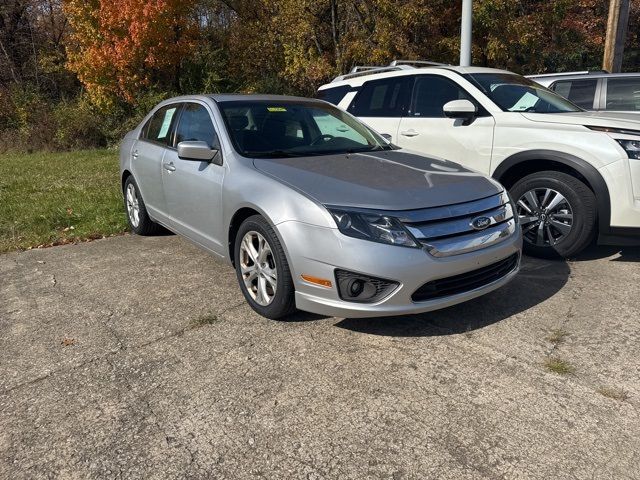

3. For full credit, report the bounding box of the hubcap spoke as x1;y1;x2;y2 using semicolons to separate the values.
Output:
540;188;553;209
549;219;572;235
523;190;540;211
519;215;539;226
239;231;277;306
545;191;567;212
536;221;546;246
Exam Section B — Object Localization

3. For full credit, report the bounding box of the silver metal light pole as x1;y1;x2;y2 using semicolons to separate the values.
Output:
460;0;473;66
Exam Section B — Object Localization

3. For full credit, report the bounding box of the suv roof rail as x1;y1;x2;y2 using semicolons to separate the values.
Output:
527;69;611;78
330;59;449;83
332;65;414;83
390;59;449;67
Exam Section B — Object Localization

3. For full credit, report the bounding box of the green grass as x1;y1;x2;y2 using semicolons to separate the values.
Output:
544;356;576;375
596;386;629;402
189;313;219;329
0;149;127;253
546;328;569;345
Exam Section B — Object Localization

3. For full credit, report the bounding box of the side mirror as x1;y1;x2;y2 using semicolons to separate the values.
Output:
443;99;477;123
177;141;218;162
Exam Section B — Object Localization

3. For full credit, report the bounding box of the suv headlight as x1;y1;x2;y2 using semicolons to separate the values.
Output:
327;208;419;248
616;139;640;160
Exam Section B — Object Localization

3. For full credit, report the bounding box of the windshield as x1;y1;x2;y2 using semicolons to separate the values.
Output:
465;73;582;113
218;100;393;158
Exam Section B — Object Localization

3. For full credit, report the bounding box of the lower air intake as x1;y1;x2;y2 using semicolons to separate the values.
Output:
411;253;519;302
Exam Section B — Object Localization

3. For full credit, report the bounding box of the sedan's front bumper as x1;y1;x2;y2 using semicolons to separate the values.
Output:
275;220;522;318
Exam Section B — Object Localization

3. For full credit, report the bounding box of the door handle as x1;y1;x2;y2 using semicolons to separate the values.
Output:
163;162;176;172
400;129;419;137
132;150;139;159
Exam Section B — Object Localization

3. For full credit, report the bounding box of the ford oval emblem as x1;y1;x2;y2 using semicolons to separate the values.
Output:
471;216;492;230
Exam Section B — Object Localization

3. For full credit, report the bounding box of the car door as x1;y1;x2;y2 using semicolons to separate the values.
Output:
132;103;182;220
395;75;496;175
161;101;226;254
346;76;413;143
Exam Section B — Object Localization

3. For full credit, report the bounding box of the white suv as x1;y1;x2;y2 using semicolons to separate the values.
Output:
318;60;640;257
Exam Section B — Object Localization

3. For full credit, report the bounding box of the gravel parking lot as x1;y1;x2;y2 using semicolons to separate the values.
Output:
1;235;639;479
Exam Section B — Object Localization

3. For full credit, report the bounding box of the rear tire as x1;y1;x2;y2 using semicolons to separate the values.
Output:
234;215;297;319
124;176;162;236
509;171;596;258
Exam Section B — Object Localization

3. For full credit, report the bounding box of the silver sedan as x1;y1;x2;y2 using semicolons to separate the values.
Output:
120;95;521;319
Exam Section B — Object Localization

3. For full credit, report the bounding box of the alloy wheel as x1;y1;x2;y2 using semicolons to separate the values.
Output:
239;231;277;306
126;183;140;228
517;188;574;247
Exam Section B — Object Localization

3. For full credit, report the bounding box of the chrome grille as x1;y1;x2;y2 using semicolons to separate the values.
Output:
401;192;517;257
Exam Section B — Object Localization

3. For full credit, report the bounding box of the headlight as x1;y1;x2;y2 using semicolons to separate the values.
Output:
615;139;640;160
506;191;519;224
327;208;419;248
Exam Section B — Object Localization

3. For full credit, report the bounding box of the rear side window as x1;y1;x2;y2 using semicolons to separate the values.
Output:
347;77;411;117
175;103;219;149
142;104;181;146
317;86;350;105
551;80;597;109
605;77;640;111
410;76;475;117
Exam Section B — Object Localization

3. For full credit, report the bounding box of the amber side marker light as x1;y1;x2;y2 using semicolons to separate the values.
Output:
301;274;333;288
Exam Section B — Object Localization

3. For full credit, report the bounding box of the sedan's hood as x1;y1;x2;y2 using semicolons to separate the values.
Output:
521;111;640;131
253;150;502;211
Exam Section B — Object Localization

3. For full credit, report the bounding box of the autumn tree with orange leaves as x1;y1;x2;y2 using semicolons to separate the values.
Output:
63;0;199;108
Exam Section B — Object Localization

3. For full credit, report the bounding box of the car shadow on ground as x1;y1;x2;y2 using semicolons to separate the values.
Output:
570;243;640;263
333;255;571;337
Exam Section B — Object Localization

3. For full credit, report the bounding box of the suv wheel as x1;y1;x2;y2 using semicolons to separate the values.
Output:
234;215;297;319
510;171;596;258
124;176;162;235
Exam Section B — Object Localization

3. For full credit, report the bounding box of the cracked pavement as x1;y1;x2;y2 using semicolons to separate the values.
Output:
0;235;639;479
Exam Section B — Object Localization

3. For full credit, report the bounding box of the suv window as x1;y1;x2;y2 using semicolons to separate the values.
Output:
142;104;181;146
410;76;475;117
175;103;219;149
550;80;597;109
606;77;640;111
348;77;411;117
317;85;350;106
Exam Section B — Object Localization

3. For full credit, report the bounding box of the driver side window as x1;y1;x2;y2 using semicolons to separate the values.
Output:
175;103;219;149
411;76;475;117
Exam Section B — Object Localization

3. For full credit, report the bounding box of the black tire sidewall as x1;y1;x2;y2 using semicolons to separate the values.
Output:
233;216;296;319
510;171;596;258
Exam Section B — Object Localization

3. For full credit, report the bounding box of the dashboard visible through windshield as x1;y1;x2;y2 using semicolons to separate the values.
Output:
218;100;393;158
465;73;582;114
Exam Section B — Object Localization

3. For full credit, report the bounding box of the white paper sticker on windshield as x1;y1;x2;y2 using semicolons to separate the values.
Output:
157;108;177;139
511;92;538;111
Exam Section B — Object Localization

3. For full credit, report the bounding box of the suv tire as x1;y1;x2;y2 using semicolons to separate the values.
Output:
510;171;596;258
234;215;297;319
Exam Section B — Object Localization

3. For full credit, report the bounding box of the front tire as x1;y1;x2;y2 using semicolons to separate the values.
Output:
124;176;162;236
234;215;297;319
510;171;596;258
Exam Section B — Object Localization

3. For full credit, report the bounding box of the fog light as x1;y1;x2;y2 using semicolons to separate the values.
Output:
348;279;365;297
335;269;399;303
